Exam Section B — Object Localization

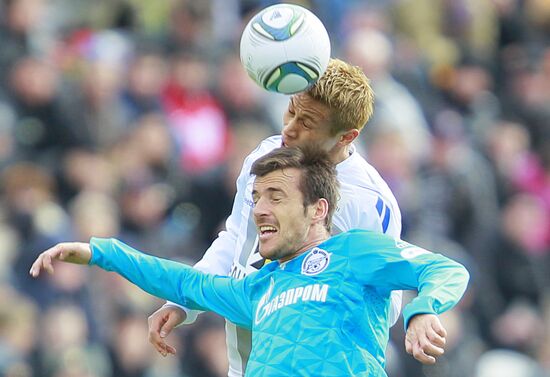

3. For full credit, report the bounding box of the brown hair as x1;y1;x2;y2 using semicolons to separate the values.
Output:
306;58;374;135
251;146;339;232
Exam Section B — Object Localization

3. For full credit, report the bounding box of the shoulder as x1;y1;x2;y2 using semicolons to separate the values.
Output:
333;149;402;235
242;135;282;169
246;261;278;286
324;229;396;250
336;149;389;194
343;229;395;242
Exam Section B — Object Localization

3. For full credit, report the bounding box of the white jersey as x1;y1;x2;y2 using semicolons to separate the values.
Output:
168;135;403;377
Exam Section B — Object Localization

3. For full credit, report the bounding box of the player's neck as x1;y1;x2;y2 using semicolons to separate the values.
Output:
329;144;352;165
279;228;329;263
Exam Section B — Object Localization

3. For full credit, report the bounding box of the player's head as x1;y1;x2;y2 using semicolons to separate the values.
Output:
282;58;374;161
251;146;339;261
308;58;374;133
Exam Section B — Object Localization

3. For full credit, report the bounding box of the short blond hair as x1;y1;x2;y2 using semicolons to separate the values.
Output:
306;58;374;135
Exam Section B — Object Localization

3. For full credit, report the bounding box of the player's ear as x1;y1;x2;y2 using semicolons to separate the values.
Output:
312;198;329;223
338;129;359;146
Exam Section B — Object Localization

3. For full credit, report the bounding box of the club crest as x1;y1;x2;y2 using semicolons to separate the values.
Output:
301;247;330;276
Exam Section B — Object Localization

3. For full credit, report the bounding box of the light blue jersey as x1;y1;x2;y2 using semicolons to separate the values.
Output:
90;229;469;377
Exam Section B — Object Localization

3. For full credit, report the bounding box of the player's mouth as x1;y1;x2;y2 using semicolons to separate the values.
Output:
258;225;278;241
282;137;293;148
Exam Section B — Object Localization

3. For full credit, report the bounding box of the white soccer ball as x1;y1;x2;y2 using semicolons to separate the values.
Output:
239;3;331;95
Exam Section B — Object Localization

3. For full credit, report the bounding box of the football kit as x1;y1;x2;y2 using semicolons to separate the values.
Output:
90;230;469;377
168;136;403;376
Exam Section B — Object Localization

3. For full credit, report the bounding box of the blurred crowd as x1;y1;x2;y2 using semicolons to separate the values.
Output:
0;0;549;376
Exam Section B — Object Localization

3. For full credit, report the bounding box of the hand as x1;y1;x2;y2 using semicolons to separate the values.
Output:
29;242;92;277
148;305;187;357
405;314;447;365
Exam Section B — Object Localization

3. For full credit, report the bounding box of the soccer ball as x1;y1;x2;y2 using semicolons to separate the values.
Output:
240;3;331;95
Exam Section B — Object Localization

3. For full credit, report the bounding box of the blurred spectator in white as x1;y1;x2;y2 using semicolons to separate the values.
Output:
475;349;547;377
345;27;432;165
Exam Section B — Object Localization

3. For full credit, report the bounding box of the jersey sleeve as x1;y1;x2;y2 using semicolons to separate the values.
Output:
89;238;253;329
349;233;470;330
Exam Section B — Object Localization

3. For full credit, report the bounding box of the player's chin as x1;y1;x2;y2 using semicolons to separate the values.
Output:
259;244;276;260
258;243;269;255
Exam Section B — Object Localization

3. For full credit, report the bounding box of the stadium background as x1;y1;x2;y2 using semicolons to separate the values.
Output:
1;0;549;376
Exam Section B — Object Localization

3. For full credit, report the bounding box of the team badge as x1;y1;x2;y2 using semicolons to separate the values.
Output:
301;248;330;276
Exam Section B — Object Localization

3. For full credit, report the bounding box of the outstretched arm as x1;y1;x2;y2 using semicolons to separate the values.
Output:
30;242;92;275
30;238;253;329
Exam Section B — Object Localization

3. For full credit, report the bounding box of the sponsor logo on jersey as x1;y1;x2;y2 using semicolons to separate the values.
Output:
395;240;411;249
400;246;431;259
244;180;255;207
254;280;329;325
395;240;432;259
301;247;330;276
229;263;247;279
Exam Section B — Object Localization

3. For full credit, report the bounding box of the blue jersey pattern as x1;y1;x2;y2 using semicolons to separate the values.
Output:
90;230;469;377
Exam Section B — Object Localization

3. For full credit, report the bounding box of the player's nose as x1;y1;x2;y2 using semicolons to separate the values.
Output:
282;120;298;139
253;197;270;218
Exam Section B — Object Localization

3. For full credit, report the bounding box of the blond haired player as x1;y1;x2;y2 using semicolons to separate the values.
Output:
149;59;404;376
